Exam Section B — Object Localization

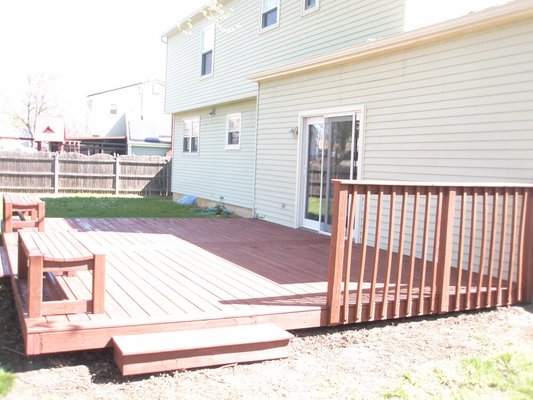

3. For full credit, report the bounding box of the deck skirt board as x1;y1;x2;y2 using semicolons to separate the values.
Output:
113;323;294;375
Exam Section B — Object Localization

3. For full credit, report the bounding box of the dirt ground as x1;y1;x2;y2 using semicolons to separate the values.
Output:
1;283;532;400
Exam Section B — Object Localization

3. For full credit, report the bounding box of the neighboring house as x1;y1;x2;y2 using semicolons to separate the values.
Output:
85;80;171;156
163;0;533;232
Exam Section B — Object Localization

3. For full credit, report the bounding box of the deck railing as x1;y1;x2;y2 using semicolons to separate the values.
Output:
327;180;533;326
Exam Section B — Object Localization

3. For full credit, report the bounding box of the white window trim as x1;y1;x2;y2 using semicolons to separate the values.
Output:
260;0;280;32
110;103;117;116
225;113;241;150
182;116;200;156
302;0;319;15
200;24;215;79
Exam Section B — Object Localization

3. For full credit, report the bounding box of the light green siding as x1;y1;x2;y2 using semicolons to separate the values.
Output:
171;98;256;209
255;18;533;227
165;0;405;114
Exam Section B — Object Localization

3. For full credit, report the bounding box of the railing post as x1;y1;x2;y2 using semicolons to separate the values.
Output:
327;180;349;326
523;189;533;303
436;187;456;313
54;152;59;194
115;156;120;196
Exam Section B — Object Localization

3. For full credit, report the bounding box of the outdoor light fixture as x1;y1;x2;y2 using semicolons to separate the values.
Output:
289;127;298;137
209;108;216;116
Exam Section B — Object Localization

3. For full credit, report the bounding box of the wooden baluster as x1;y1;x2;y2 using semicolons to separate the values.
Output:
418;188;432;315
431;189;444;314
507;189;518;305
436;187;456;314
381;187;396;320
326;181;349;326
406;187;420;317
496;189;508;306
454;188;467;311
466;188;478;310
476;190;489;308
368;187;383;321
521;189;533;303
486;188;499;307
342;186;358;323
393;187;408;318
355;187;371;322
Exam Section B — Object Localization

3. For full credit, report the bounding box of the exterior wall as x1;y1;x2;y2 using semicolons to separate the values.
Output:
129;144;171;156
255;18;533;227
171;98;257;211
165;0;405;114
87;81;170;141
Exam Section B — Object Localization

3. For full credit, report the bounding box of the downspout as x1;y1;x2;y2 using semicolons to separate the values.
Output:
252;82;260;219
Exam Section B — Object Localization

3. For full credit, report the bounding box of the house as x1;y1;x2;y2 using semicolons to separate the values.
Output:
85;80;171;156
163;0;533;232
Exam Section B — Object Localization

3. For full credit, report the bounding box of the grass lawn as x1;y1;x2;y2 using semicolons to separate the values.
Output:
382;351;533;399
0;196;210;220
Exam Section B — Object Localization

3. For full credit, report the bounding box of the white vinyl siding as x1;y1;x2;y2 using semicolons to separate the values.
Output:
254;19;533;227
165;0;405;113
171;99;256;209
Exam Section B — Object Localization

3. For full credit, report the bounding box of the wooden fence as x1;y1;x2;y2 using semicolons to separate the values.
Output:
327;180;533;326
0;152;171;196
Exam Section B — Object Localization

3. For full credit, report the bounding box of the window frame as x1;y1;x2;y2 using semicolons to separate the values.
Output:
225;113;241;150
182;117;200;155
200;24;215;78
260;0;280;32
110;103;117;115
302;0;319;14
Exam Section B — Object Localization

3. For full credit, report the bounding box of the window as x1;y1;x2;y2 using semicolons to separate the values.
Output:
110;104;117;115
261;0;280;30
226;113;241;149
303;0;319;13
183;117;199;154
201;24;215;77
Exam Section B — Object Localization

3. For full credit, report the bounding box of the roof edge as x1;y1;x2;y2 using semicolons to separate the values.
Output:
249;0;533;82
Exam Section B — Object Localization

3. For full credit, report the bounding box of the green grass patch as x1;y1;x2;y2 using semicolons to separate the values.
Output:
40;196;207;218
0;368;15;397
382;351;533;399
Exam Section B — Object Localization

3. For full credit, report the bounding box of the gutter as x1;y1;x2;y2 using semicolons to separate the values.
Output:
248;0;533;82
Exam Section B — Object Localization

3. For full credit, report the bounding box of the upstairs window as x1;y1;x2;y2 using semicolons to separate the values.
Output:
226;113;241;149
303;0;319;13
183;117;199;154
261;0;280;30
110;104;117;115
201;24;215;77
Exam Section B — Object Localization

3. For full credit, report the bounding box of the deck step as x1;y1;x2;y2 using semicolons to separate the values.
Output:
113;323;293;376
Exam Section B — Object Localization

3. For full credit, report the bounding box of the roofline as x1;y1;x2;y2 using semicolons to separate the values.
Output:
249;0;533;82
162;2;210;39
87;79;164;97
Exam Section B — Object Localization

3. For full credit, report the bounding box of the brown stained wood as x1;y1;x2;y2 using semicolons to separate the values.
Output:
2;194;45;233
496;189;508;306
381;188;396;319
368;187;384;321
507;190;519;305
522;189;533;303
454;189;467;312
342;187;358;323
430;190;443;314
486;189;499;308
477;191;489;308
393;188;409;318
355;187;371;323
418;188;432;315
406;188;420;317
326;181;348;326
436;187;456;314
466;189;478;309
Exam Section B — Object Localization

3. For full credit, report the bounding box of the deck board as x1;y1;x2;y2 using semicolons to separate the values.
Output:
0;216;513;356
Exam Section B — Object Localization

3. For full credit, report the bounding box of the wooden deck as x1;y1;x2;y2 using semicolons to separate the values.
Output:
0;216;524;356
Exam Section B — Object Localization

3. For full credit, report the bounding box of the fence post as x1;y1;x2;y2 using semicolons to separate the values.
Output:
523;189;533;303
436;187;456;313
54;152;59;194
327;180;349;326
114;157;120;196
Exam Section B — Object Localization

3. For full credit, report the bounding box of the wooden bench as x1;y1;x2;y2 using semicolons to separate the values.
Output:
18;230;106;318
3;194;45;233
113;323;294;376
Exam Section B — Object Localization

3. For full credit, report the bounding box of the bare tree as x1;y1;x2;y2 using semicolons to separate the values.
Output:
175;0;240;35
8;73;57;138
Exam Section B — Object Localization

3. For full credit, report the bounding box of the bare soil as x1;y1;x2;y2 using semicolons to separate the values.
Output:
1;283;532;400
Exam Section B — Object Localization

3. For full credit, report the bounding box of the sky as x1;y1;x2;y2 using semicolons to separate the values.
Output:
0;0;512;134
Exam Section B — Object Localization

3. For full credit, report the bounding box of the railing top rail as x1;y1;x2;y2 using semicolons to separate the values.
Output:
333;179;533;189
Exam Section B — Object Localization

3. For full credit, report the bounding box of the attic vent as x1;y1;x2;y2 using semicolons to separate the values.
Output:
43;126;55;133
